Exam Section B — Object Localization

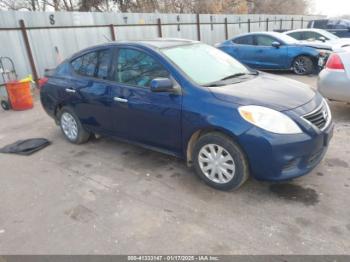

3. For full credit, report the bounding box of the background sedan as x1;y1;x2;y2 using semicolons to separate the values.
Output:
285;29;350;51
318;47;350;103
217;32;324;75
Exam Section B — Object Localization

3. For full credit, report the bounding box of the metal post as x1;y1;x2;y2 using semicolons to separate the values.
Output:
157;18;162;38
224;18;228;40
291;17;294;30
109;24;116;41
266;18;269;31
19;19;39;85
248;19;251;33
196;14;201;41
280;19;283;30
301;17;304;28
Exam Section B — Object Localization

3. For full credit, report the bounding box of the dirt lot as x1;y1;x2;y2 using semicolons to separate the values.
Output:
0;73;350;254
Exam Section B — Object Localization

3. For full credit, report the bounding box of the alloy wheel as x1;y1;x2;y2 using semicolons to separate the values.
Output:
61;112;78;141
293;57;309;75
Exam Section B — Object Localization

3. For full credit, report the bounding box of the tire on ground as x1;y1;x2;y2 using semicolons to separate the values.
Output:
192;132;249;191
58;107;91;144
292;55;315;75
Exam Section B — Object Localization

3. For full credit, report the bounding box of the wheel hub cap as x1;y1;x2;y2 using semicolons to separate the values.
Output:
198;144;236;184
61;112;78;141
294;58;306;74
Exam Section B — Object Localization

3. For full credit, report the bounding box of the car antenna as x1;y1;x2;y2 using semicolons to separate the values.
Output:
103;34;112;42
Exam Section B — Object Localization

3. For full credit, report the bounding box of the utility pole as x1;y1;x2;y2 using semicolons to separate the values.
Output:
31;0;36;11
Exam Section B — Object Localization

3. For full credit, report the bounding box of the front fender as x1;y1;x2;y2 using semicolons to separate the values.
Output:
181;99;252;158
287;46;320;67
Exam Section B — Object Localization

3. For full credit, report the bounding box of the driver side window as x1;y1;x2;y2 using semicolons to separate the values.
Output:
255;35;276;46
303;31;318;41
113;48;169;88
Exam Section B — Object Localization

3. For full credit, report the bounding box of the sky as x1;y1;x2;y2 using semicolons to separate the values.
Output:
311;0;350;17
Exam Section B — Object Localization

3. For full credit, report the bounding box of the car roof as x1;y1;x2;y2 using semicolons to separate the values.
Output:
80;38;198;52
232;31;284;39
70;38;199;60
285;28;327;34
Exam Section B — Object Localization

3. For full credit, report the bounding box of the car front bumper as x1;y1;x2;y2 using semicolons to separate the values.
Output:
238;120;334;181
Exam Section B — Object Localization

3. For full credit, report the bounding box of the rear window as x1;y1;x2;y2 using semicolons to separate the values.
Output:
287;32;303;40
71;49;111;79
71;52;98;77
312;19;329;29
233;35;254;45
55;63;70;76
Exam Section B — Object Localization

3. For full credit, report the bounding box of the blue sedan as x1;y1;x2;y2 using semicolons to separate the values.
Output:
217;32;324;75
40;39;333;191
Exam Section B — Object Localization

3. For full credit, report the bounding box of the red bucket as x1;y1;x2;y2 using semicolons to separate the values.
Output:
5;81;33;110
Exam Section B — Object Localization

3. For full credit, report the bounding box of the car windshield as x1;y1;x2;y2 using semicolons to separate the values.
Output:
161;43;251;86
317;29;339;40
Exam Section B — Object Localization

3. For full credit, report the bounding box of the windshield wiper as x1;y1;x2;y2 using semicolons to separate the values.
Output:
203;71;259;87
220;73;248;81
221;71;259;81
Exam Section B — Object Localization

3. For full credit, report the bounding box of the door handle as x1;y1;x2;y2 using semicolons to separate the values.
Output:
65;88;76;93
114;97;128;103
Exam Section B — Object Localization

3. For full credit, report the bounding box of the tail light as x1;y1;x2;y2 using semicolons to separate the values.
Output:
38;77;48;89
326;54;345;70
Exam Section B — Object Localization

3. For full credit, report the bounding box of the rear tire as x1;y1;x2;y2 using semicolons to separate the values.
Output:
58;107;90;144
192;132;249;191
292;56;314;75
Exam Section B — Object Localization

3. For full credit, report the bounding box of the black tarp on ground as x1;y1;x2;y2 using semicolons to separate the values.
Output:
0;138;51;155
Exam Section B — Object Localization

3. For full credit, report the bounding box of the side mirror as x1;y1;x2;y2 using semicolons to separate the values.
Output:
272;41;281;48
319;36;326;42
150;78;174;92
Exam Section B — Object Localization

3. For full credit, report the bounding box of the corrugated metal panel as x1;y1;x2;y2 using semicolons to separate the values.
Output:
0;11;324;82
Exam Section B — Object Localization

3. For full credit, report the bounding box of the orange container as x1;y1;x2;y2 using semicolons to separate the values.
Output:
5;81;33;110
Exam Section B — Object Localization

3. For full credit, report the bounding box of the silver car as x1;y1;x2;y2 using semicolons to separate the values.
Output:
318;47;350;102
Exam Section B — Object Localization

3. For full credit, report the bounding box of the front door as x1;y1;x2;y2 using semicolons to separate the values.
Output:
254;35;288;69
109;47;182;153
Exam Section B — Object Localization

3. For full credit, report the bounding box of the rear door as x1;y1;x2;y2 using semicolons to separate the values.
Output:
230;35;257;67
254;35;288;69
68;48;115;134
109;47;182;153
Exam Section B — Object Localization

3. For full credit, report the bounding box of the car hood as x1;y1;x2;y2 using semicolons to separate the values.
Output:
296;39;350;51
208;72;315;111
328;38;350;50
293;41;331;50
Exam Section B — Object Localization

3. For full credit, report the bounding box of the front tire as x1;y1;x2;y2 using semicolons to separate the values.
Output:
193;132;249;191
292;56;314;75
59;107;90;144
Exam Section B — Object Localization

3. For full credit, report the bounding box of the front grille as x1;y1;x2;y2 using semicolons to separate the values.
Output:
302;101;330;130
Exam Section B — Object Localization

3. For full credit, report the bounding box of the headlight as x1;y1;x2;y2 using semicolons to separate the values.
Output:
238;105;302;134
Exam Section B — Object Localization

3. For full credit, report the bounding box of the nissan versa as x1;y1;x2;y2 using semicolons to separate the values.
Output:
40;39;334;191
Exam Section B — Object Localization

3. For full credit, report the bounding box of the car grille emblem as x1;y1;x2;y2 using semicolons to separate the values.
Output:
322;109;328;120
302;101;330;131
